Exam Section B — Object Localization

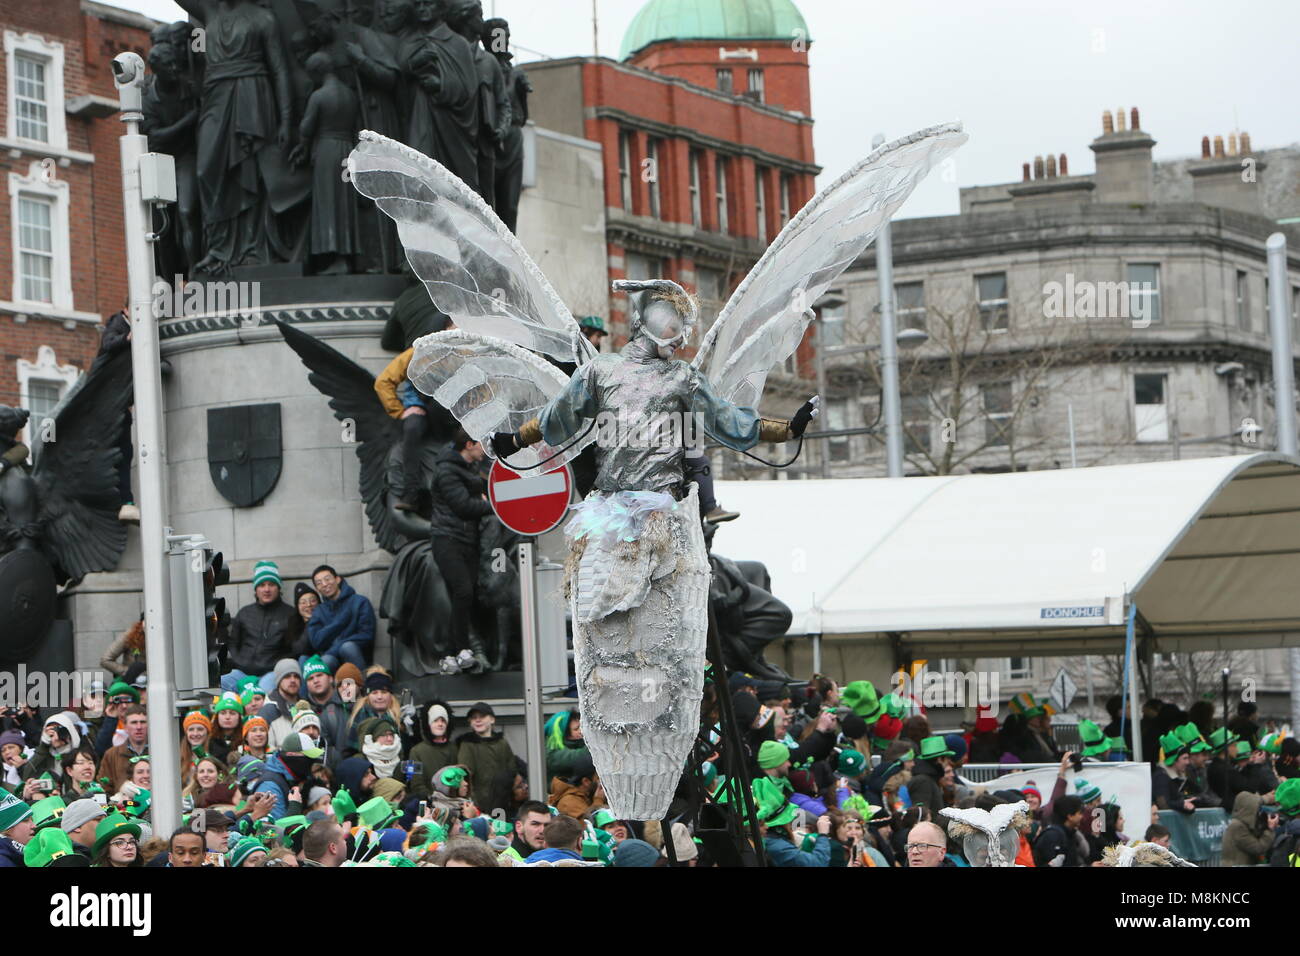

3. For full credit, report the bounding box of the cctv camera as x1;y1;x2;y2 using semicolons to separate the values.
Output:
111;52;142;84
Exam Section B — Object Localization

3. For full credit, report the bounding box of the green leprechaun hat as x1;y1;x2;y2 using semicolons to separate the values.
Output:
1158;731;1188;766
1174;722;1211;754
917;735;956;761
1207;727;1239;753
25;827;87;867
840;681;886;723
92;810;142;856
750;777;798;827
30;795;66;831
1078;719;1110;757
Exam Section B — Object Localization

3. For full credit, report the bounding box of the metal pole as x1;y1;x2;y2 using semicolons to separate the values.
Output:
518;542;546;804
1067;403;1078;468
815;328;830;478
1265;233;1300;729
1084;654;1095;716
114;53;181;837
592;0;599;57
873;132;903;478
811;634;822;676
1126;612;1143;763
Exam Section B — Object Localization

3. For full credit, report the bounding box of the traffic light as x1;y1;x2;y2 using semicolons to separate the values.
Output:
167;534;229;693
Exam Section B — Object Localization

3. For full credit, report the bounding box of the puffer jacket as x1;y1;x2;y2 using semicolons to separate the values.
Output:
226;599;295;676
456;730;515;811
431;444;494;545
1220;791;1275;866
408;701;458;801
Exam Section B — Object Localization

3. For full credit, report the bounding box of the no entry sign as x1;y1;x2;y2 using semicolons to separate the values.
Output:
488;460;573;536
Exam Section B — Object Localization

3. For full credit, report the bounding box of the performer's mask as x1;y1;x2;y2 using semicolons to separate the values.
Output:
639;299;690;359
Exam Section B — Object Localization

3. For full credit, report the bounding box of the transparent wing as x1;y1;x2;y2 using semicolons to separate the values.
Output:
408;329;596;472
694;122;968;407
349;131;595;366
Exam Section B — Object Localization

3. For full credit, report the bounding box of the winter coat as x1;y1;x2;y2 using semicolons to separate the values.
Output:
21;713;82;782
382;283;449;352
548;776;606;819
764;833;832;867
1033;822;1083;867
226;599;295;676
545;738;591;782
0;837;23;867
96;740;147;794
1151;765;1193;813
408;701;458;801
430;445;494;546
335;755;375;806
302;690;350;766
527;847;584;863
1220;791;1275;866
456;731;515;811
1269;815;1300;867
99;633;145;677
252;754;302;821
306;581;376;657
259;688;304;752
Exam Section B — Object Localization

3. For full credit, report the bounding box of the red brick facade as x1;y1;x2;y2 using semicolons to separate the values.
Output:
628;38;812;117
0;0;152;413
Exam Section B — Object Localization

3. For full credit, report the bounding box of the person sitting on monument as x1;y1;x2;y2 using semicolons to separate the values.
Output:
432;431;496;671
375;347;429;513
306;565;375;671
221;561;296;694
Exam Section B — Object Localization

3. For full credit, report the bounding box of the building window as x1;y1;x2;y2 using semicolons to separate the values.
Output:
819;301;845;348
977;273;1009;332
716;69;734;94
897;281;926;331
646;138;661;219
688;151;703;228
902;393;931;455
1003;658;1032;681
17;345;79;437
755;165;768;244
1134;373;1169;442
625;252;665;282
747;68;765;103
827;397;851;463
696;266;725;331
5;31;67;151
1235;270;1250;330
983;382;1013;447
779;174;792;226
714;156;729;234
1127;262;1161;325
618;130;633;211
17;194;54;303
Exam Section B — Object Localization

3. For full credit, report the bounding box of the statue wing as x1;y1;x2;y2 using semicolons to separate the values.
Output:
276;320;409;554
30;349;134;584
348;131;595;367
407;329;597;472
692;123;968;407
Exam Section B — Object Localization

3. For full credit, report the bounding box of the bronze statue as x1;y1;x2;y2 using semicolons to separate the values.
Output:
482;17;530;233
142;41;203;276
448;0;509;209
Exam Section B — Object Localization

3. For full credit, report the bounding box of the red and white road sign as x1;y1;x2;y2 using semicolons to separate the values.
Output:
488;460;573;536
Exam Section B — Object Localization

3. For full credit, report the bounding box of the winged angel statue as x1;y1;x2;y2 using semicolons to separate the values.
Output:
347;122;966;820
0;349;134;663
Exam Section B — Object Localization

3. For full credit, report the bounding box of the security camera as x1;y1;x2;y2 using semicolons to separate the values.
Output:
111;52;142;85
1215;362;1244;376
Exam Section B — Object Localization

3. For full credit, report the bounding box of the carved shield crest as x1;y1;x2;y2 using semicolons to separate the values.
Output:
207;404;282;507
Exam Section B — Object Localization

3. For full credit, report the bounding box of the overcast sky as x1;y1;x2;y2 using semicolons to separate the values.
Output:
115;0;1298;218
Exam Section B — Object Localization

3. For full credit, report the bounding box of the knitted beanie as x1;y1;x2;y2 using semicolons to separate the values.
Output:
252;561;281;589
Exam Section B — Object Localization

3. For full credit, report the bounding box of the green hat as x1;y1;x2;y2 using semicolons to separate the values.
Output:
1107;736;1129;753
236;674;260;694
302;655;330;681
252;560;282;589
275;814;310;841
30;795;67;831
756;740;791;770
840;793;882;820
212;693;244;716
593;808;618;829
332;788;358;820
357;796;399;830
121;789;151;819
1207;727;1239;753
438;766;468;789
91;810;141;856
751;777;798;827
841;681;885;722
1258;732;1287;754
106;680;139;703
1078;720;1109;757
1174;723;1211;754
1229;740;1252;761
1158;731;1188;766
579;315;607;335
412;820;449;849
0;792;32;833
1075;778;1102;804
1274;778;1300;816
879;692;908;720
227;836;268;867
836;749;868;778
1008;692;1051;719
917;736;955;761
23;827;83;867
279;732;324;760
240;687;264;710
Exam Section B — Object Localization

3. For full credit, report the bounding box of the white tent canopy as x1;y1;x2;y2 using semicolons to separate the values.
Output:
713;454;1300;657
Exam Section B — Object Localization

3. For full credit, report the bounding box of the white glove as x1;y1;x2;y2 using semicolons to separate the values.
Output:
1048;853;1065;868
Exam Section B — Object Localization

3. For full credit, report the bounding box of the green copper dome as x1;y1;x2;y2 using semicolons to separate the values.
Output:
619;0;810;60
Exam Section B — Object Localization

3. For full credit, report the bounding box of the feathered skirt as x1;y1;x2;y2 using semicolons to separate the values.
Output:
563;484;710;821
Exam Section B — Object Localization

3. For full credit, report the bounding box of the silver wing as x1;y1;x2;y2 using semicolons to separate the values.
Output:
693;122;968;407
407;329;596;472
348;131;595;367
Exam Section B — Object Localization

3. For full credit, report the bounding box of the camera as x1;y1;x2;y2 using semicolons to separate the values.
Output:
1069;752;1083;771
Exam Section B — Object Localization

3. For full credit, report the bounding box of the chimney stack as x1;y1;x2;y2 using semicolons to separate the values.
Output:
1213;135;1225;158
1191;131;1267;216
1201;136;1211;159
1045;154;1057;177
1228;132;1238;156
1022;162;1031;182
1033;155;1045;179
1090;103;1156;204
1130;107;1140;130
1059;153;1069;175
1240;131;1252;154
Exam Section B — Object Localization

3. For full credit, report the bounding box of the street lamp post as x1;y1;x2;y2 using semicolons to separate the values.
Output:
872;132;905;478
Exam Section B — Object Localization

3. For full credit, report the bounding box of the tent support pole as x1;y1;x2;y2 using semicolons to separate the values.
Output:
1125;603;1145;763
812;634;822;676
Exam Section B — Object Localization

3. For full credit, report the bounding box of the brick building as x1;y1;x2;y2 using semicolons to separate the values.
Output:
0;0;152;425
525;0;820;417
